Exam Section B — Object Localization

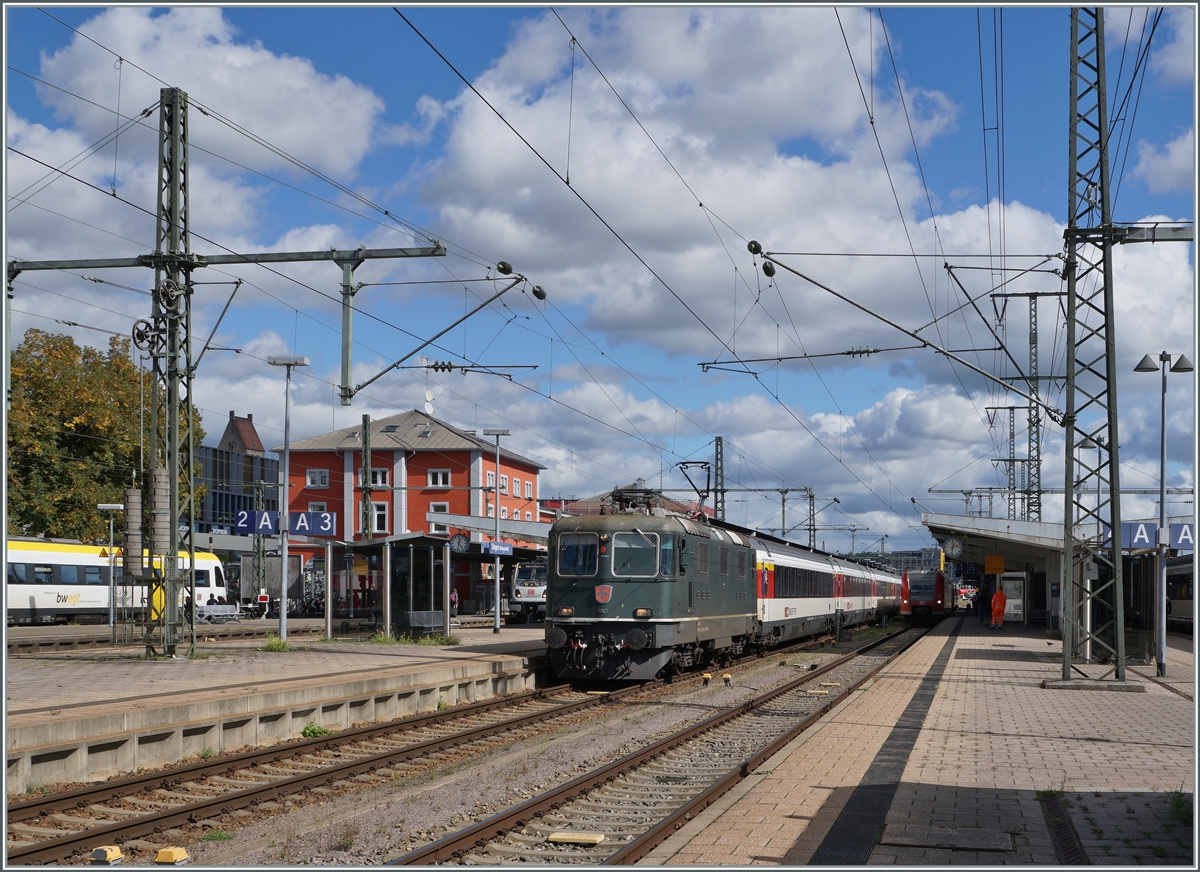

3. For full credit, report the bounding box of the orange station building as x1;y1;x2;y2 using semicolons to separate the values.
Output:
273;410;546;619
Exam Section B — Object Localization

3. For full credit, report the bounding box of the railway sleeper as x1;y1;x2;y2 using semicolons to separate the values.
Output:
485;842;620;861
541;814;664;829
569;797;686;813
525;822;647;838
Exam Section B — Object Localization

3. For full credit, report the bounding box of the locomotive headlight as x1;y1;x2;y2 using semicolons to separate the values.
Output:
513;589;522;598
555;606;574;617
633;608;653;618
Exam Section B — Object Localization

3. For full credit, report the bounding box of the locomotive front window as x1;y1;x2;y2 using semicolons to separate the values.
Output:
909;577;935;594
612;532;658;577
558;533;599;577
659;536;677;577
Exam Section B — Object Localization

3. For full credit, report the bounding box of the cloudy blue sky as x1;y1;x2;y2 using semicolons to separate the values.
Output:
5;5;1195;551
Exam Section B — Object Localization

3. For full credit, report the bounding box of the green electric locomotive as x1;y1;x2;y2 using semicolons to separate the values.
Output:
544;506;759;680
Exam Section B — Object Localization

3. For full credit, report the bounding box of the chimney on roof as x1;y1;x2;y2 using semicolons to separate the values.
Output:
247;414;252;423
229;410;235;420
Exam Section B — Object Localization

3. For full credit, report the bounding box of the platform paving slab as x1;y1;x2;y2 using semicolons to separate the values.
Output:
640;617;1194;866
5;626;547;793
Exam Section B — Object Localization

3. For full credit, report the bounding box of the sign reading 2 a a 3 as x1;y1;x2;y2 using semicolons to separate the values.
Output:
234;511;338;537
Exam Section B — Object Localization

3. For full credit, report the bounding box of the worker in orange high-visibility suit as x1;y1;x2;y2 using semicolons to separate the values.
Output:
990;587;1007;630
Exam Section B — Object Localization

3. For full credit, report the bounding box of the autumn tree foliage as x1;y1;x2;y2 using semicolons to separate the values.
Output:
7;329;204;542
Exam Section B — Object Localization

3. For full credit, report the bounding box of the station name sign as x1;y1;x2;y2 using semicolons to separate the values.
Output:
482;541;513;556
233;510;338;537
1101;522;1194;550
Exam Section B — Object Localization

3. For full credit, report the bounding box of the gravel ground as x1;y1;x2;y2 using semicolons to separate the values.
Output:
187;648;841;866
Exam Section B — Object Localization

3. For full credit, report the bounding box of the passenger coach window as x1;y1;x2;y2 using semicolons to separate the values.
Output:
33;564;53;585
84;566;105;585
557;533;599;577
612;532;658;577
7;563;28;584
57;565;79;585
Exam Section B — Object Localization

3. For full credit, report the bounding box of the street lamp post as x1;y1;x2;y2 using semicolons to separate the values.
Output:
483;429;510;634
268;355;310;642
98;503;124;628
1134;351;1193;677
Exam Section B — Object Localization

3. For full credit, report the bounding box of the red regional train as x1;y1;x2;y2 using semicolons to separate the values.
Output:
900;568;947;623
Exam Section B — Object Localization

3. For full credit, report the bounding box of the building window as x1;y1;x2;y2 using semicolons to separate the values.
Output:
429;502;449;535
428;469;450;488
359;468;389;487
525;481;533;500
308;502;327;513
359;502;388;535
513;477;520;498
486;471;495;489
306;469;329;488
501;507;508;520
525;511;532;521
500;475;509;494
487;504;494;518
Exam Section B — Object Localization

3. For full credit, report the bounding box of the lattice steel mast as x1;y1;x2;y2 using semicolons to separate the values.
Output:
1061;8;1126;681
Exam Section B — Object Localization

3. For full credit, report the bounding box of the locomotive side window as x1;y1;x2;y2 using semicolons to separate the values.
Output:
697;541;709;574
737;549;747;578
194;569;210;588
612;532;658;577
659;536;677;577
557;533;599;577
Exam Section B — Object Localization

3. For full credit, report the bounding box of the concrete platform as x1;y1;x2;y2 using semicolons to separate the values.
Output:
643;615;1195;866
5;623;547;794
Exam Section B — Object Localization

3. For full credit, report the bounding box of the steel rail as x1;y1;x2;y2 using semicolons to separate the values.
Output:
604;629;926;863
7;684;648;864
388;627;920;865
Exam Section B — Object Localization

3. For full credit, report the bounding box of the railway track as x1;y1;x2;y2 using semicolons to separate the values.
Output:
5;628;850;865
6;683;649;865
389;625;927;865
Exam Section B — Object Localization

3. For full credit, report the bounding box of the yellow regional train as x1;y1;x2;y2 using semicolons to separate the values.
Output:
5;538;226;625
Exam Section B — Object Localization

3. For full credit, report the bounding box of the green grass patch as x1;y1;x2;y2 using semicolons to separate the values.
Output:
260;634;290;652
1167;790;1193;826
201;828;235;842
302;721;331;738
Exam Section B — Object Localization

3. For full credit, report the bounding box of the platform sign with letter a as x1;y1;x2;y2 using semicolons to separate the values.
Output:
234;510;337;537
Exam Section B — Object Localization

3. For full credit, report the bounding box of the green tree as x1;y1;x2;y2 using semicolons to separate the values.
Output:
7;329;205;541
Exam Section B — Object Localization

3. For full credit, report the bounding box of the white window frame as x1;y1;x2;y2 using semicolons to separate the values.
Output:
525;511;532;521
487;504;495;518
372;501;388;535
500;474;509;494
306;469;329;488
501;506;509;520
525;480;533;500
429;502;450;535
308;502;327;513
513;477;520;498
428;469;451;488
359;467;389;487
359;501;388;535
486;471;495;489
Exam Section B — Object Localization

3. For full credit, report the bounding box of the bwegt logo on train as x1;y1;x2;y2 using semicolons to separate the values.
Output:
56;593;82;606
